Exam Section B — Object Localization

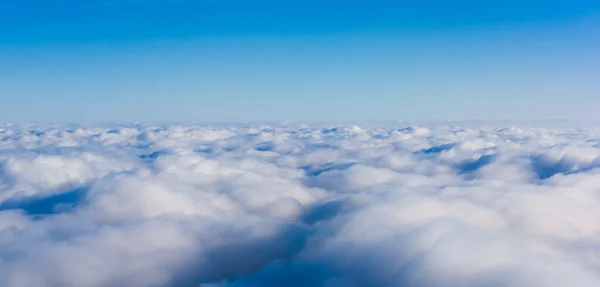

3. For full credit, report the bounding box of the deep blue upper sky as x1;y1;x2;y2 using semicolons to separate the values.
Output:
1;0;599;123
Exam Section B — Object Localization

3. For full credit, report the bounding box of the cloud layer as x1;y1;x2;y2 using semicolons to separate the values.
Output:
1;122;600;286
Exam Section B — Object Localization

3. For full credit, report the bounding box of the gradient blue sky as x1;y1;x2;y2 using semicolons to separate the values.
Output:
1;0;599;123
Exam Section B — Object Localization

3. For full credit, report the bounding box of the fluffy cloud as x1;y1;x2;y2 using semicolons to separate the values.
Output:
1;122;600;286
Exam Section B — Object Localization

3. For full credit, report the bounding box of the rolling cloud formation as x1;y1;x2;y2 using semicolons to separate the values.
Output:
1;122;600;286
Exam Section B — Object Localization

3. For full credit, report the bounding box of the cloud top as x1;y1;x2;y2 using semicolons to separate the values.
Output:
1;123;600;286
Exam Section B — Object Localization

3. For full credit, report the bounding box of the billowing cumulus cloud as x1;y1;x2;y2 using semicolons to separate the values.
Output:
1;121;600;286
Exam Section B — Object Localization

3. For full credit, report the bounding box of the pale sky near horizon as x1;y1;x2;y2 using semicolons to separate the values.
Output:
1;0;599;123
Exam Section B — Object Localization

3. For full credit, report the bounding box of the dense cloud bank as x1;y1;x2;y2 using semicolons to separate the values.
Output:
2;122;600;286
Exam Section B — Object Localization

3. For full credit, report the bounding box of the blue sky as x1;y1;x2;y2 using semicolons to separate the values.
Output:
1;0;599;123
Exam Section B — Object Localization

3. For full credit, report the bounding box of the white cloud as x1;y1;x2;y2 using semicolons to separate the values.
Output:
1;122;600;286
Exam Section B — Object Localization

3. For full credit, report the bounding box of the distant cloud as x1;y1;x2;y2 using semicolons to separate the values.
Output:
1;122;600;286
